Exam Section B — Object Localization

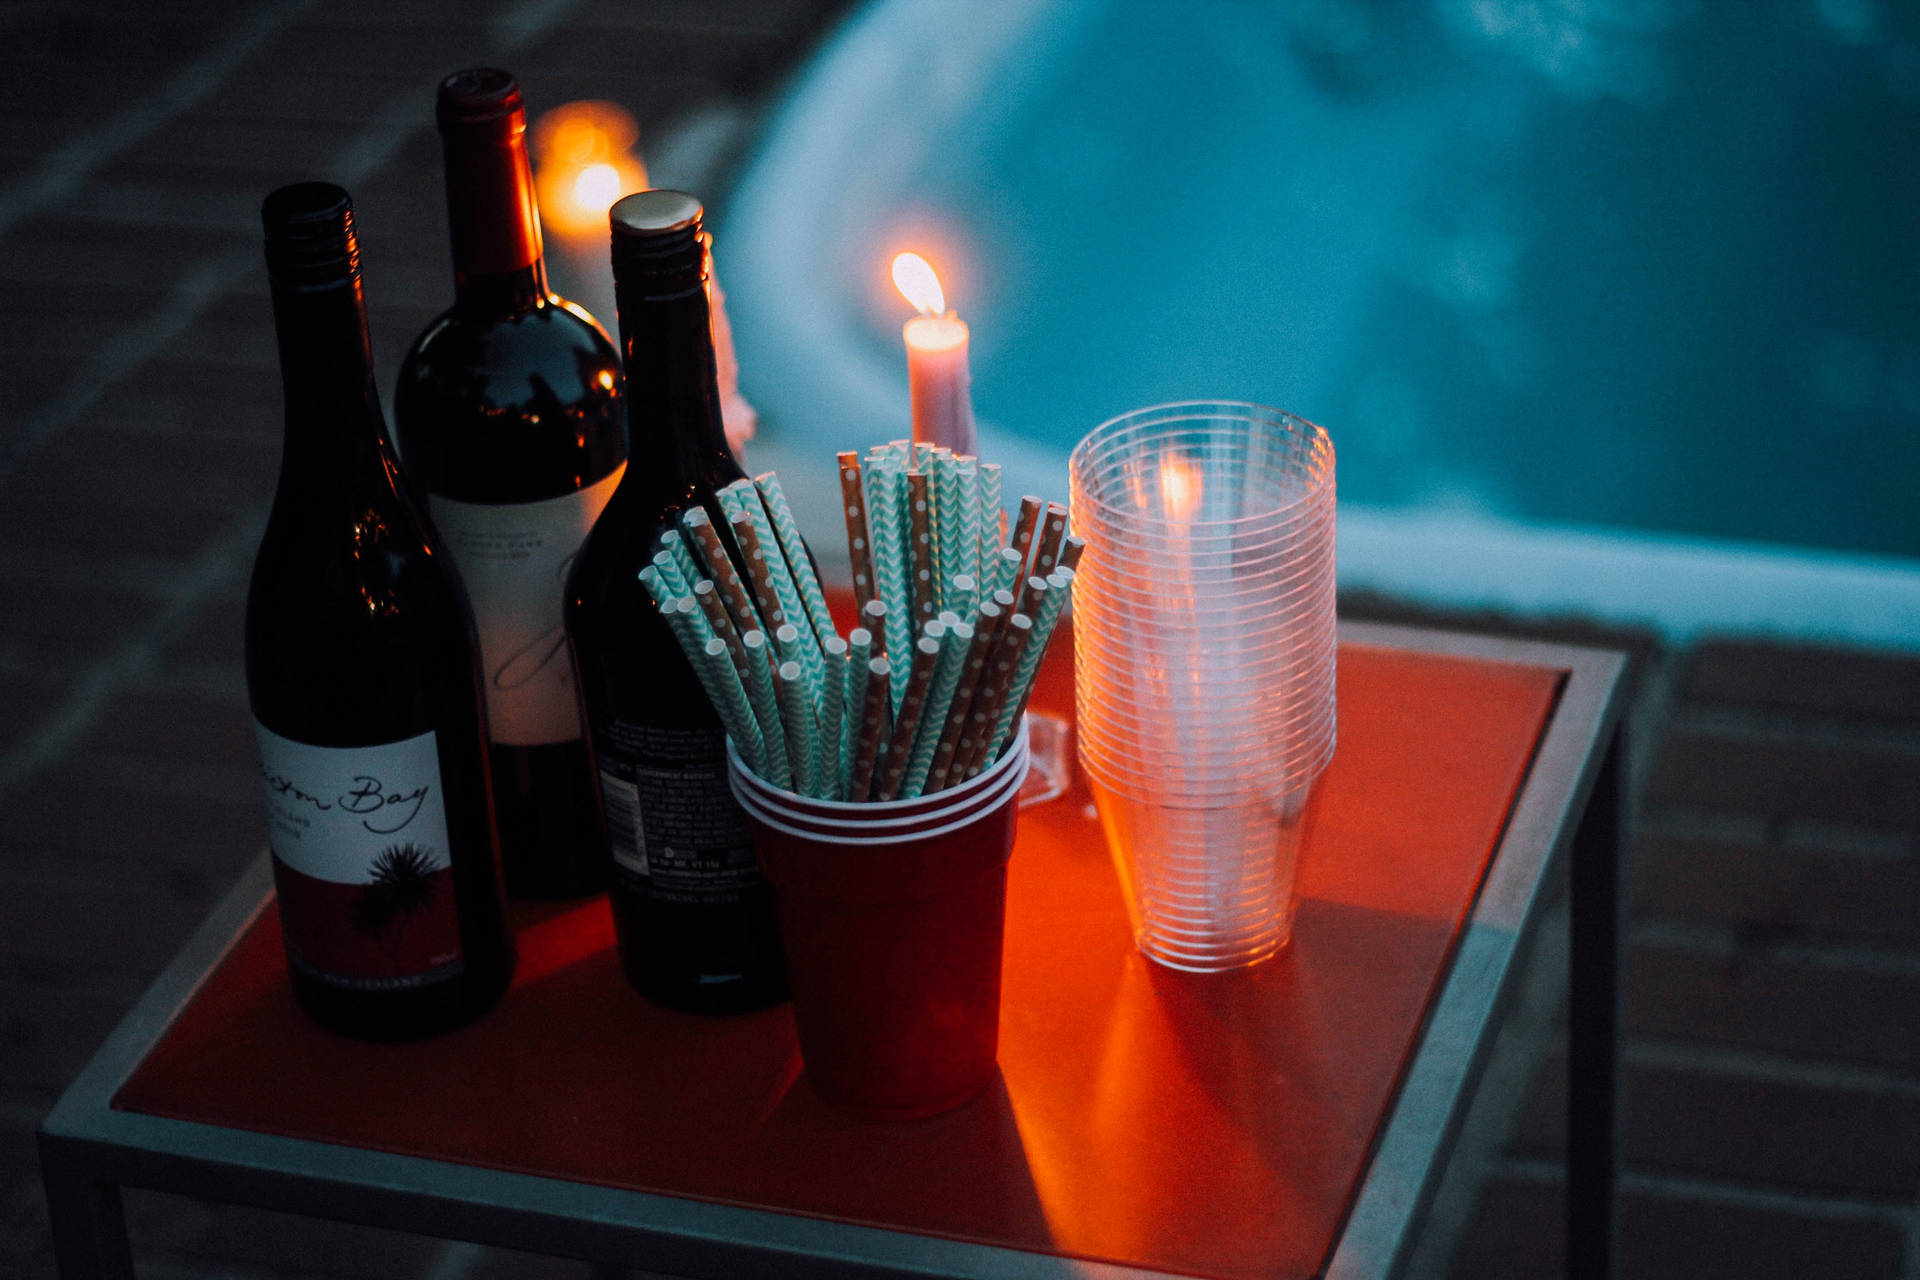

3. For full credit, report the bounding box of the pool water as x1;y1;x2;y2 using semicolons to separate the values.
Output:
720;0;1920;640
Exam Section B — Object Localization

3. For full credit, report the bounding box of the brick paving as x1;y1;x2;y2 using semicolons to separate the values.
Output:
4;2;1918;1277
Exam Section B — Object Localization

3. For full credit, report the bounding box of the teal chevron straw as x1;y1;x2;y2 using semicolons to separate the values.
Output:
988;567;1073;760
697;636;766;777
862;453;913;705
774;622;818;707
650;548;691;600
986;544;1023;601
738;630;792;790
713;482;748;527
818;634;848;800
777;659;821;797
670;594;715;647
978;462;1003;560
658;528;701;591
901;615;971;798
754;472;839;650
638;564;671;610
930;453;966;612
947;571;979;624
955;455;982;593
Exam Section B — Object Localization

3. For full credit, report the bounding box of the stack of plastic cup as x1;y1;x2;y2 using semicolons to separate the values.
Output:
1070;401;1336;972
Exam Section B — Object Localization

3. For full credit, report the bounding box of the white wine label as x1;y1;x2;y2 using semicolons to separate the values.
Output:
254;723;461;985
430;463;626;746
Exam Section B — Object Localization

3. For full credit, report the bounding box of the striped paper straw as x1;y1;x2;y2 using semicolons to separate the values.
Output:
738;630;792;790
777;659;821;797
978;461;1004;558
818;634;848;801
901;616;971;798
658;528;701;590
698;636;766;778
862;454;912;694
930;453;967;612
986;544;1023;602
754;472;839;651
946;571;979;625
847;656;892;802
923;598;1002;793
650;548;692;599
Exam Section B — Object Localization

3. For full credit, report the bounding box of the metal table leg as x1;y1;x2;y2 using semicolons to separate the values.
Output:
38;1135;134;1280
1566;726;1625;1280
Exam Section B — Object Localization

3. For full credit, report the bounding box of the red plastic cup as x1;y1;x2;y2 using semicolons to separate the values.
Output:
727;721;1031;1119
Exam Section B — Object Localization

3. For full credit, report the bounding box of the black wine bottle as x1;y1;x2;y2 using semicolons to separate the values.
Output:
393;68;626;900
247;181;515;1041
564;190;787;1015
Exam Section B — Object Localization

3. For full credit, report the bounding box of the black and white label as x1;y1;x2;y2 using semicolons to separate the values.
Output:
595;718;759;897
430;463;625;746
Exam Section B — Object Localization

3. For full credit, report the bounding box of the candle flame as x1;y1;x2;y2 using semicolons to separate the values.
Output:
892;251;946;317
1160;455;1201;522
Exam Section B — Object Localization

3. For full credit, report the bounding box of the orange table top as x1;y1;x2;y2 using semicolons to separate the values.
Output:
116;626;1561;1280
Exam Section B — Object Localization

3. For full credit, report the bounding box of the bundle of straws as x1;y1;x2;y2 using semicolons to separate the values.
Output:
640;448;1081;802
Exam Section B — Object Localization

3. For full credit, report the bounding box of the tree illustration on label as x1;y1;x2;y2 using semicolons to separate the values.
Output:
353;843;439;958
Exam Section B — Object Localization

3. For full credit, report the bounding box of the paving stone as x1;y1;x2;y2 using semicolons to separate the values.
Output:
1644;723;1920;832
1683;638;1920;726
1513;1051;1920;1197
1449;1173;1905;1280
1632;827;1920;947
1627;939;1920;1071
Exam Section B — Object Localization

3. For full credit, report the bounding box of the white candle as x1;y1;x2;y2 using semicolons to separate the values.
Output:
893;252;976;455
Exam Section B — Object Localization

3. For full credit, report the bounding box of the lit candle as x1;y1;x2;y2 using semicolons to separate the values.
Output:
892;251;976;455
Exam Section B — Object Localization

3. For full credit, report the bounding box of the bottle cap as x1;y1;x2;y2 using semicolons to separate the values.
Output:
261;181;358;289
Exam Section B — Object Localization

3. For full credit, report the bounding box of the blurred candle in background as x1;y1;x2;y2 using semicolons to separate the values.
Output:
892;251;975;455
533;100;757;461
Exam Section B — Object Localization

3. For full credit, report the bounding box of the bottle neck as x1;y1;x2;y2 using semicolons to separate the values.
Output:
270;273;392;478
442;120;548;316
609;256;739;518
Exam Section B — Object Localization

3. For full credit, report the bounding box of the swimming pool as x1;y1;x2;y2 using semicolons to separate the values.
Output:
718;0;1920;646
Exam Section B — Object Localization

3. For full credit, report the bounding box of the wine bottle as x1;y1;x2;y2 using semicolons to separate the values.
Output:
247;181;515;1040
565;190;787;1015
393;68;626;900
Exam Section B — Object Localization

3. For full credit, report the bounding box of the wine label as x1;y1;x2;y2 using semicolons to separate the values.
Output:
430;463;626;746
254;723;463;988
596;718;760;900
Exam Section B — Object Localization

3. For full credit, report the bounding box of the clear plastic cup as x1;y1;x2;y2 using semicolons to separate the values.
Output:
1071;401;1337;972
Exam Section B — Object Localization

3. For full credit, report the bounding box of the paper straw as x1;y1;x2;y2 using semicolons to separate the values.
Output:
669;593;715;648
738;630;792;790
698;636;766;777
844;627;872;796
956;455;982;591
836;450;879;611
875;627;943;802
650;547;692;600
680;506;763;637
755;472;839;651
818;634;849;800
691;579;751;686
1056;533;1087;573
986;544;1023;601
907;469;937;627
1008;496;1044;581
901;617;971;799
638;563;673;612
774;622;820;706
988;568;1071;760
1032;502;1071;577
863;454;913;693
947;571;979;624
931;453;977;613
777;659;821;796
726;508;789;635
860;597;890;661
924;598;1002;793
847;656;892;802
957;612;1032;780
1013;573;1049;625
658;528;701;591
730;480;823;670
978;461;1004;559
